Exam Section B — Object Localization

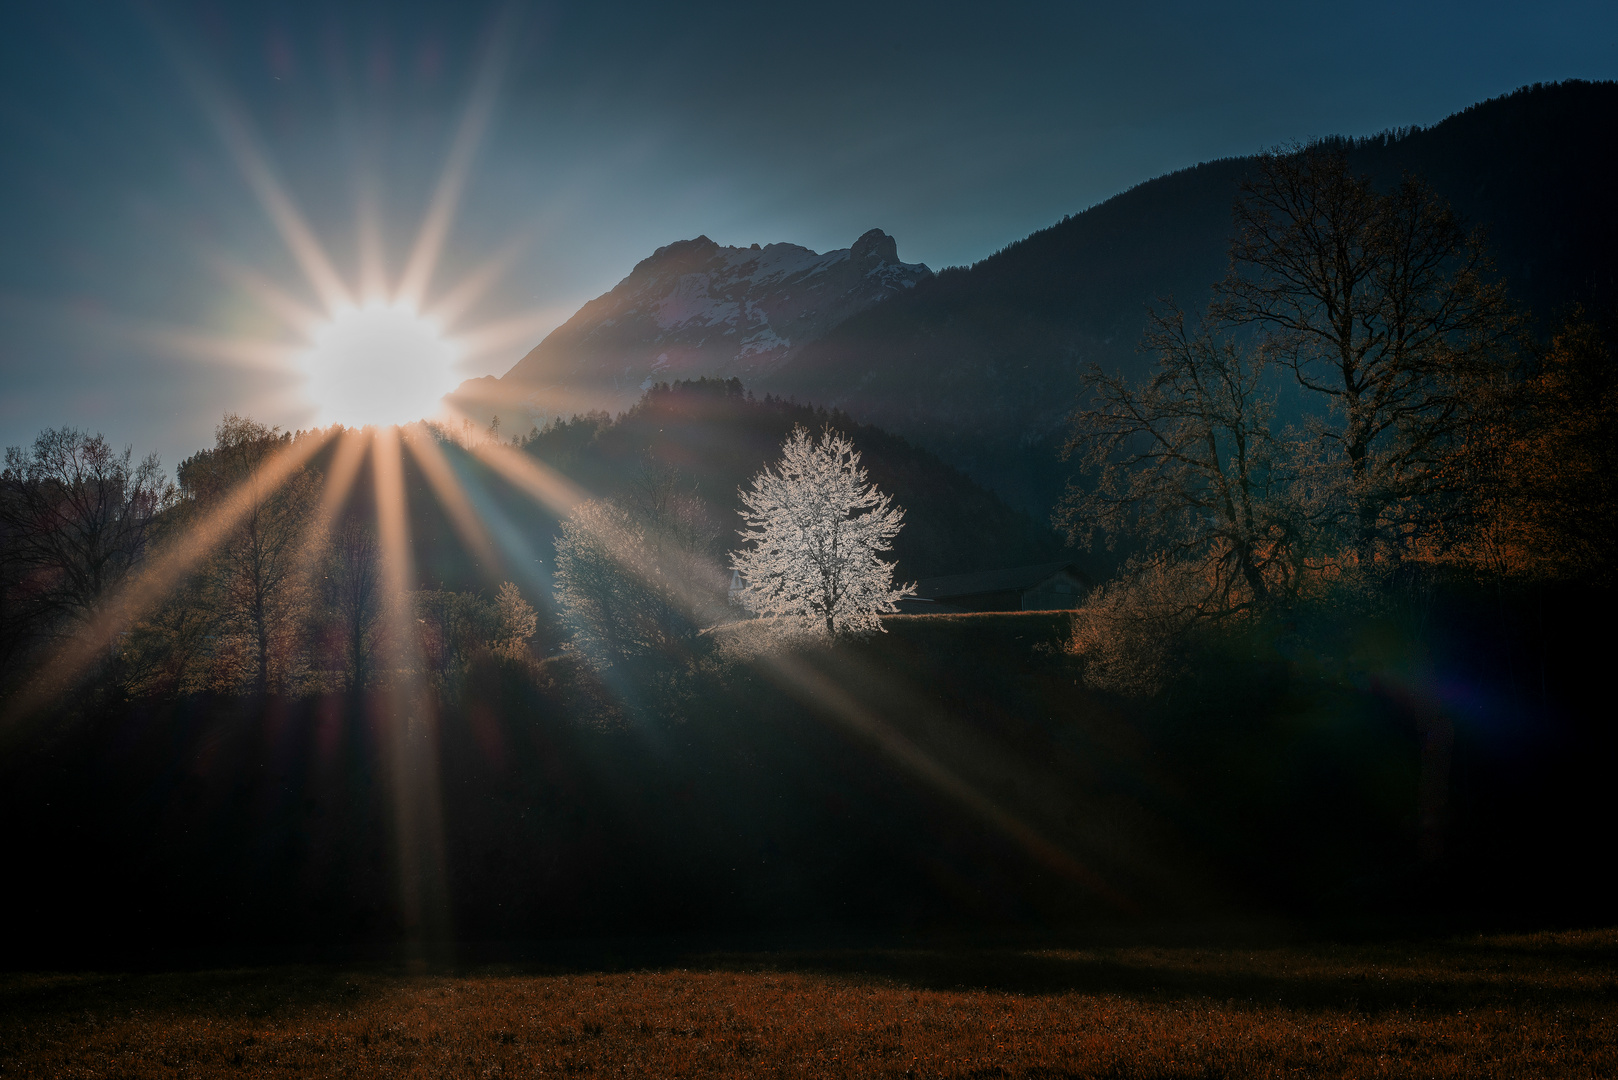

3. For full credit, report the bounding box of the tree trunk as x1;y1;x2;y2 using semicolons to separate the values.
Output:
254;594;270;697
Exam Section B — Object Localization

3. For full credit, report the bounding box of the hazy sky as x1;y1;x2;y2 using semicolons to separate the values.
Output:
3;0;1616;467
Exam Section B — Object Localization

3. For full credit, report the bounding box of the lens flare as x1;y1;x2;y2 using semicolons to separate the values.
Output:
302;304;458;427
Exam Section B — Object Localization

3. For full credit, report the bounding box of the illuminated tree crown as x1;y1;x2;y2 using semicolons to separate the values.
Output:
730;426;913;638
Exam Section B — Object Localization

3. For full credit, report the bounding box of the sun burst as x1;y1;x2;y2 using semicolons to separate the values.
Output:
301;303;459;428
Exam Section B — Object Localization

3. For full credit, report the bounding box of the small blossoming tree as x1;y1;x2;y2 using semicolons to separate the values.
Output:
730;426;914;637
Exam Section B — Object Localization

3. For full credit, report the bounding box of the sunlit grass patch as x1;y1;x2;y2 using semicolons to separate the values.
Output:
3;930;1615;1077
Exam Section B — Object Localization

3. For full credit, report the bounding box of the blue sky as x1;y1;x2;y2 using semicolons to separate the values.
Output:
2;0;1615;466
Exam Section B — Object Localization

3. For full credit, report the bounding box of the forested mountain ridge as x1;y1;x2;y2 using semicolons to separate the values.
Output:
764;80;1618;511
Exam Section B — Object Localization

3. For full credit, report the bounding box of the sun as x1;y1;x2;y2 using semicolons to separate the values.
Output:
301;303;459;427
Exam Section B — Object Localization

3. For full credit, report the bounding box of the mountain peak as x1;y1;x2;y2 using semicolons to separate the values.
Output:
491;229;932;412
851;228;900;265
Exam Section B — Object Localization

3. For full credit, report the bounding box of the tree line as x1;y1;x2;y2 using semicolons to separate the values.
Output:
1059;144;1618;693
0;417;536;701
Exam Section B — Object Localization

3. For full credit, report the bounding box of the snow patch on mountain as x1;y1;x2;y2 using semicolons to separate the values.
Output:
489;229;931;417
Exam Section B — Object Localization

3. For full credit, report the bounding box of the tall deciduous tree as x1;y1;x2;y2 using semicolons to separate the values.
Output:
324;520;381;689
1464;309;1618;583
553;460;726;670
1060;306;1308;613
1215;145;1517;560
179;415;315;695
0;428;173;668
730;426;913;638
554;498;714;670
492;581;538;660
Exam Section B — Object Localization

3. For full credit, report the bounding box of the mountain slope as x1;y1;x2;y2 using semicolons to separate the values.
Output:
763;80;1618;511
462;229;930;422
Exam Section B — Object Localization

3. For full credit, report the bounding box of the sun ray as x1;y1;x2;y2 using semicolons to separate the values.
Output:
394;6;518;312
356;177;390;305
450;402;1114;899
149;15;353;313
372;425;452;957
464;428;590;519
144;327;299;373
425;216;551;330
3;428;337;731
7;294;304;378
206;253;327;332
404;426;505;580
452;309;577;367
199;100;353;314
317;427;373;523
754;648;1130;909
292;426;372;566
422;438;560;604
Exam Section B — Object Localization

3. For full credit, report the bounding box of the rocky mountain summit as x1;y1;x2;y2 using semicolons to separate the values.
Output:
462;229;929;421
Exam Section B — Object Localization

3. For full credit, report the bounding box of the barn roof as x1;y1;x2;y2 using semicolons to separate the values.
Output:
911;561;1086;601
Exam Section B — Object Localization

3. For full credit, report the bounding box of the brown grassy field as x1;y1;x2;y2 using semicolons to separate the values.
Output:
3;929;1615;1078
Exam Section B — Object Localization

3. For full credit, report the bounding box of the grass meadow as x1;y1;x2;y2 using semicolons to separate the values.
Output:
3;929;1615;1078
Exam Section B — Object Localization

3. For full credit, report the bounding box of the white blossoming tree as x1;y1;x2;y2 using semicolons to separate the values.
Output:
730;426;914;637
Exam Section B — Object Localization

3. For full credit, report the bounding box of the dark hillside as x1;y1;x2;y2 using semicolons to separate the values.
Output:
511;378;1071;583
772;81;1618;512
405;380;1073;606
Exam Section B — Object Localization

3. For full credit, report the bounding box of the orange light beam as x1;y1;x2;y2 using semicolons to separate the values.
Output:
404;427;504;580
148;15;352;313
394;5;518;311
143;328;296;373
206;253;327;331
4;428;335;728
357;176;389;304
291;427;371;566
757;649;1131;911
371;425;452;957
316;427;372;524
425;214;551;329
453;310;577;366
466;433;589;519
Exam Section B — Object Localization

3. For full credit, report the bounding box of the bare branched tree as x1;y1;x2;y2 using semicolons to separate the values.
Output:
1060;306;1305;613
555;499;716;670
0;428;174;669
1215;145;1518;559
325;520;381;689
179;415;316;695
